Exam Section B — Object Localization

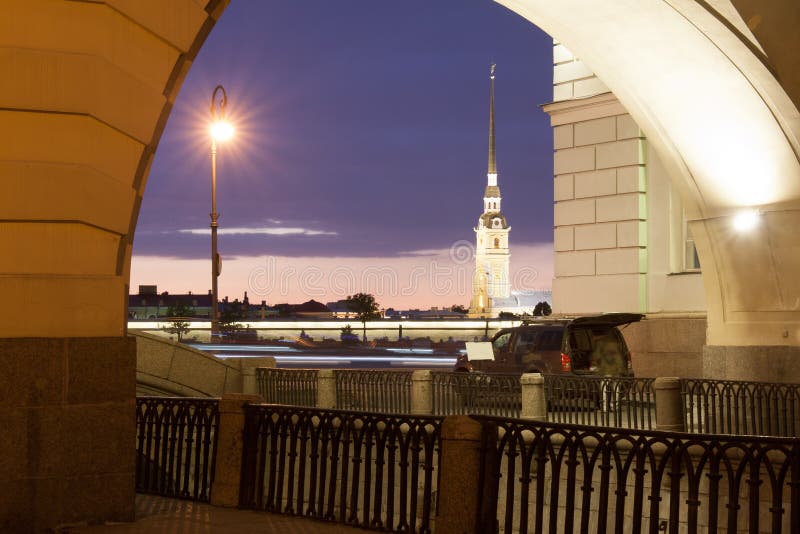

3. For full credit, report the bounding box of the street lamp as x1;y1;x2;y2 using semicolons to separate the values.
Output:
210;85;233;335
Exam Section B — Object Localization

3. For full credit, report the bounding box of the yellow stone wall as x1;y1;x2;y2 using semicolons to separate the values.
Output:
0;0;228;338
0;1;229;530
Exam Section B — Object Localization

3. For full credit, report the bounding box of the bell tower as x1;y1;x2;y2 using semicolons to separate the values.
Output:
470;64;511;317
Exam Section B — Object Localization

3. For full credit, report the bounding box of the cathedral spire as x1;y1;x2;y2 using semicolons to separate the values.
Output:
488;63;497;176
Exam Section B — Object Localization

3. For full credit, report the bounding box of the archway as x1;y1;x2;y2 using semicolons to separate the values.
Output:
498;0;800;359
2;0;797;350
2;0;799;529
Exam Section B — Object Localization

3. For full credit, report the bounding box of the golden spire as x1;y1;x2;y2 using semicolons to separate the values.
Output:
488;63;497;175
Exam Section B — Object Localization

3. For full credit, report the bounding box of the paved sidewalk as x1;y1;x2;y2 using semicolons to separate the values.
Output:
60;495;363;533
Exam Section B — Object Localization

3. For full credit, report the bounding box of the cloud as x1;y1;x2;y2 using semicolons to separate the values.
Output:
398;248;451;257
178;226;338;237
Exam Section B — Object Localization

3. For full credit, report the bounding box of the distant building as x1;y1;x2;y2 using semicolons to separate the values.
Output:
128;285;211;319
325;299;357;319
469;66;546;318
274;299;333;319
128;286;273;320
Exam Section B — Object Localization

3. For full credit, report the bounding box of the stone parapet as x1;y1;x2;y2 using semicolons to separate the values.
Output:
210;393;264;508
520;373;547;421
654;377;684;432
436;416;489;534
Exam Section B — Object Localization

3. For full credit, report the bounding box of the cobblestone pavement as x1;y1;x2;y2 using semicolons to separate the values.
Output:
60;495;364;533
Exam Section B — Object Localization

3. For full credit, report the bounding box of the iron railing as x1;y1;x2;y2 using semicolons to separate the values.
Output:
543;375;656;430
474;415;800;534
257;368;318;407
335;370;412;413
432;372;521;417
239;404;442;533
682;378;800;436
135;397;219;502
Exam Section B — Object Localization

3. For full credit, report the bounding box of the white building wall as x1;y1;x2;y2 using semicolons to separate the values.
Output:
546;41;706;315
645;142;706;312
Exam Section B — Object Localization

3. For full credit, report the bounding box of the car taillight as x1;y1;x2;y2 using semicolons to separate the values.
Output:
561;352;571;372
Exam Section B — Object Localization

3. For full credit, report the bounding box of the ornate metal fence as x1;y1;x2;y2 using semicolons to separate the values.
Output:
543;375;656;430
239;404;442;533
682;378;800;436
474;415;800;534
432;372;521;417
335;370;412;413
135;397;219;502
257;368;318;407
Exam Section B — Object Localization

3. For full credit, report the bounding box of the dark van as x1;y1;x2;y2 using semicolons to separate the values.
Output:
456;313;643;376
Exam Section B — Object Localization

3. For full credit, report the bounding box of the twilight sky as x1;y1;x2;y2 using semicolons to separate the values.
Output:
131;0;555;308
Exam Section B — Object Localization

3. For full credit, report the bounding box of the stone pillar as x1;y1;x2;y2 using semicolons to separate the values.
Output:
0;337;136;532
436;415;494;534
411;370;433;415
317;369;337;409
703;345;800;383
210;393;264;508
521;373;547;420
239;356;276;395
654;377;685;432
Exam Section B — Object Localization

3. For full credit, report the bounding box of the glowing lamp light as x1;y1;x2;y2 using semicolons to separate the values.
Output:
210;120;234;142
732;209;760;232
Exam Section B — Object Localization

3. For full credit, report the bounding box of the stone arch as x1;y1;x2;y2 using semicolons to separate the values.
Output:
3;1;800;528
498;0;800;356
1;0;230;339
0;1;797;353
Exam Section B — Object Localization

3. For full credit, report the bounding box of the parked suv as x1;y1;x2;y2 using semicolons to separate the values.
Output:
456;313;642;376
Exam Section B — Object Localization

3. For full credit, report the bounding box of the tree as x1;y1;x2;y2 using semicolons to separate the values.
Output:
498;311;518;320
340;324;359;344
345;293;381;342
162;300;193;342
533;301;552;317
218;306;242;336
451;304;468;314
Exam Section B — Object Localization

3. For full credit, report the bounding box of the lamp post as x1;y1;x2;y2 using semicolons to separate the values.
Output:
209;85;233;336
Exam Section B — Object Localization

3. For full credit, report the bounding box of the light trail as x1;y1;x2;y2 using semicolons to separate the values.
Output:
210;353;457;366
187;344;299;352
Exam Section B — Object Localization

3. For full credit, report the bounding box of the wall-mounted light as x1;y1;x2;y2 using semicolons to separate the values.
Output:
732;209;761;232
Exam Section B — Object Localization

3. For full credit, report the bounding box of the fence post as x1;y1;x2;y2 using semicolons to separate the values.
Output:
521;372;547;420
317;369;337;409
411;369;433;415
239;356;276;395
210;393;264;507
654;377;685;432
437;415;495;534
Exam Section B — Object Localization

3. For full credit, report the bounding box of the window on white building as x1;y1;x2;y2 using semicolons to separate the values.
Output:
669;188;702;273
684;223;701;271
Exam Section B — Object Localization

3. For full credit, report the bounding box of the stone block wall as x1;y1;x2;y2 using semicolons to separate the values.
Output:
546;40;707;318
622;316;707;378
548;93;648;314
0;337;136;531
